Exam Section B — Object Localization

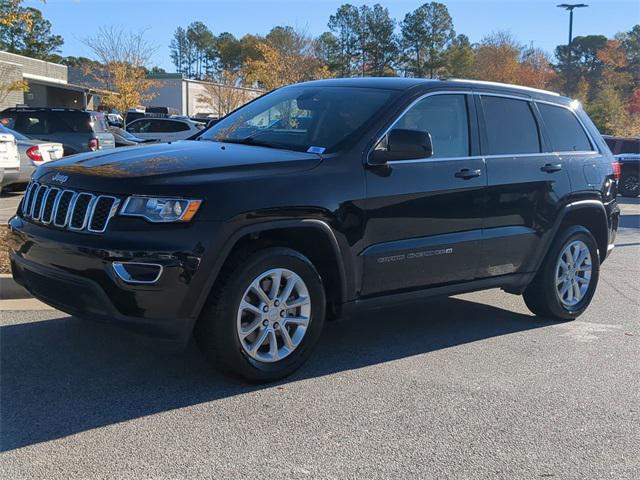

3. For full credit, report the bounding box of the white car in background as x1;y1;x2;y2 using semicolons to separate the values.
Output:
125;117;204;143
0;130;20;189
0;124;64;189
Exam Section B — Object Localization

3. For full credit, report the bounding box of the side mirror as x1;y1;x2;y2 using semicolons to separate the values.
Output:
369;128;433;165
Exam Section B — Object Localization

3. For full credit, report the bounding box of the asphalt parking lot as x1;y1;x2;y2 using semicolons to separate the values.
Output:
1;198;639;479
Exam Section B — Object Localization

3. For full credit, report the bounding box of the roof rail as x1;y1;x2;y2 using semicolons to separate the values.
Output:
448;79;561;97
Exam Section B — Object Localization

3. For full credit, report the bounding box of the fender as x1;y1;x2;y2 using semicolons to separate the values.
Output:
191;218;351;322
532;199;609;274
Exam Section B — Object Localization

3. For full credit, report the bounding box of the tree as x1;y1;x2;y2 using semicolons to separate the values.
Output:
327;4;361;77
472;31;521;84
196;70;253;117
244;28;330;90
169;27;190;76
444;34;474;78
401;2;455;78
316;32;342;75
555;35;608;97
586;84;628;135
518;46;556;89
82;27;159;124
362;4;398;76
0;4;63;60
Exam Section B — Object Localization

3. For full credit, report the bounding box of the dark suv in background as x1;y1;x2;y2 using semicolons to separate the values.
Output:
0;107;115;156
603;135;640;197
8;78;619;382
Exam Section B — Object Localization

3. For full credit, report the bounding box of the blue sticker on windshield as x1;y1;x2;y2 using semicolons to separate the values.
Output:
307;146;326;154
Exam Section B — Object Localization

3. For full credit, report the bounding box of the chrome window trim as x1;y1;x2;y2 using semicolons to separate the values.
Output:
370;89;602;166
41;187;60;225
87;195;120;233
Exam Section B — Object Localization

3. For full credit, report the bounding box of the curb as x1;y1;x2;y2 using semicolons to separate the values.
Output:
0;274;31;300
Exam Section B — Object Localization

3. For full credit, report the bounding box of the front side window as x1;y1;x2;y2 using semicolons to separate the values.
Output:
392;94;470;158
163;121;190;132
537;103;592;152
200;86;394;153
481;96;540;155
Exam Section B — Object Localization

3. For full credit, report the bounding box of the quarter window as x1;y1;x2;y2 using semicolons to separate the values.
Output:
393;94;470;158
537;103;592;152
481;96;540;155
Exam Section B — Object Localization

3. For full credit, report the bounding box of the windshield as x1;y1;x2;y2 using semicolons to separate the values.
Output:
0;123;29;141
199;86;394;153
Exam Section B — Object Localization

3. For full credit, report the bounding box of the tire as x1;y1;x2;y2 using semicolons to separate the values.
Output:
523;226;599;320
195;247;326;383
619;173;640;197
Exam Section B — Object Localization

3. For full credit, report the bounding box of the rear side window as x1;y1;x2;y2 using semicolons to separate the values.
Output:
12;112;50;135
480;96;540;155
49;111;93;133
537;103;592;152
127;119;151;133
394;94;470;158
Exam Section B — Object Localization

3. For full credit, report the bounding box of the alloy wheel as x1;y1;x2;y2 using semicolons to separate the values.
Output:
555;240;592;307
236;268;311;363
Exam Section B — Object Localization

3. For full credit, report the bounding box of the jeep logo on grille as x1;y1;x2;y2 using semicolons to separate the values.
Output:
51;173;69;184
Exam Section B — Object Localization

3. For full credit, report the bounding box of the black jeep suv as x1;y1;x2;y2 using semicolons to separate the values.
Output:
8;78;619;382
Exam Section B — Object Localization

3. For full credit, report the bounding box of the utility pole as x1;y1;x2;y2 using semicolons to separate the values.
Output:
557;4;589;46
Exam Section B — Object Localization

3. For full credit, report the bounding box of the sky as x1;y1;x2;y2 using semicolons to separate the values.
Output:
24;0;640;72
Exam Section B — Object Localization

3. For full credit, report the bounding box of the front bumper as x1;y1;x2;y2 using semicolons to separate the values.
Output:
8;215;224;344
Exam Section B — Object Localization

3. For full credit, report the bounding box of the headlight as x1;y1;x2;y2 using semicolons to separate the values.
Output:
121;196;202;223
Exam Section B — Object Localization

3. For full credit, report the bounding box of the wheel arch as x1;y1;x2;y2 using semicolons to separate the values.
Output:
194;219;350;323
547;200;609;266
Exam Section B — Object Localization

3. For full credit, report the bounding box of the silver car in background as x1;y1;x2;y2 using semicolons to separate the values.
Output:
0;124;63;189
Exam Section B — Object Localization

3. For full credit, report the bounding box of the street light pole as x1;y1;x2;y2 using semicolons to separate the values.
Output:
557;3;589;46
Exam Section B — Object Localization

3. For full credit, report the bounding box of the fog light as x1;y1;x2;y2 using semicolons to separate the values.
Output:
112;262;163;284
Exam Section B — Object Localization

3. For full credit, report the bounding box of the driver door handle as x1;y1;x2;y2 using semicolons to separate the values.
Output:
454;168;482;179
541;163;562;173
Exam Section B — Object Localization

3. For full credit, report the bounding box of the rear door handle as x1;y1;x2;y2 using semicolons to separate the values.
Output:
541;163;562;173
454;168;482;179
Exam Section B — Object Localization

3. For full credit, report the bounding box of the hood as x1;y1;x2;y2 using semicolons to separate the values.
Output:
33;140;323;193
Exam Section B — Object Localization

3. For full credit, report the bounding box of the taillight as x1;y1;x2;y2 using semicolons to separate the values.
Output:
612;161;621;181
26;145;43;162
88;138;99;151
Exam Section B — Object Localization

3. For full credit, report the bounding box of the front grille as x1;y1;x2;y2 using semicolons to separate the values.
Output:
21;181;120;234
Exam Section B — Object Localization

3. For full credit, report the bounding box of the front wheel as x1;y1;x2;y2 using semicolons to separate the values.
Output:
195;247;326;383
523;227;600;320
619;172;640;197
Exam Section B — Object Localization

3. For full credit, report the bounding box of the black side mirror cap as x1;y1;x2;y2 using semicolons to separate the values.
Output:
369;129;433;165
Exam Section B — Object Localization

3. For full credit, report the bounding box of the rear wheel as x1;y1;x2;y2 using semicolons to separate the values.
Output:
523;226;599;320
619;172;640;197
195;247;326;383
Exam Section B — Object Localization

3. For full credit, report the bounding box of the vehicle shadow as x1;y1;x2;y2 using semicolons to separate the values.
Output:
1;296;548;451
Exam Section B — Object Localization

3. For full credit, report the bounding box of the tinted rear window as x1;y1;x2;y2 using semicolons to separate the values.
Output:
537;103;592;152
481;96;540;155
49;111;93;133
620;139;640;154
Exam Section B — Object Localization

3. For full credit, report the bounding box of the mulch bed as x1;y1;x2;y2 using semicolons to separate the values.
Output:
0;225;11;274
